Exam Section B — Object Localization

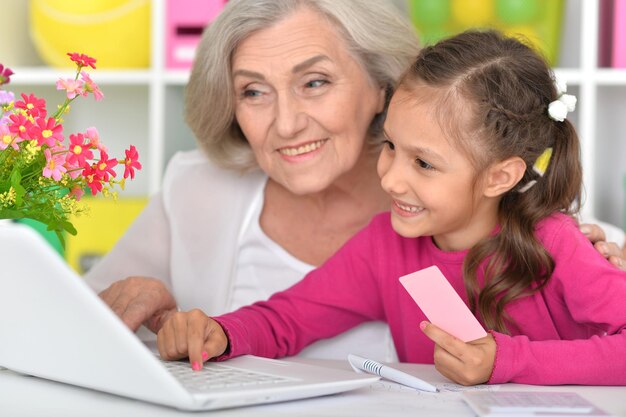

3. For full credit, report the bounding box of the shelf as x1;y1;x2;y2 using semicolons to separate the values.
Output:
552;68;626;86
594;69;626;85
8;68;153;85
9;67;623;88
163;70;190;85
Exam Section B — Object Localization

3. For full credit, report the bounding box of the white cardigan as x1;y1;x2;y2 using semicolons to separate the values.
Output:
85;150;266;315
85;150;397;361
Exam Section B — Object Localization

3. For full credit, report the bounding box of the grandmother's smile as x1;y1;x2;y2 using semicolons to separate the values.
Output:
277;139;328;157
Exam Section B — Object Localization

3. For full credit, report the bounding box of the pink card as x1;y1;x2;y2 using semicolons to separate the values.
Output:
399;266;487;342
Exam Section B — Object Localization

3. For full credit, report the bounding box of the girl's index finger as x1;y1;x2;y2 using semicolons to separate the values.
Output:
188;326;206;371
420;321;468;359
188;313;212;371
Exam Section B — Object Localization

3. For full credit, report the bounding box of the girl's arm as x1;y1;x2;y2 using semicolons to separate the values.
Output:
422;217;626;386
489;329;626;385
157;219;387;364
490;218;626;385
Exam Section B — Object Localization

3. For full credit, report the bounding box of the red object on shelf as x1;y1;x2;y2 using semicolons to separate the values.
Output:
165;0;228;69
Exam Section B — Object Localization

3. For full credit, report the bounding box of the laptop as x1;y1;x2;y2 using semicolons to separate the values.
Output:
0;225;378;411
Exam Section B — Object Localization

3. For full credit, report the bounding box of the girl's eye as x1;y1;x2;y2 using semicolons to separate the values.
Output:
417;159;434;170
383;140;395;151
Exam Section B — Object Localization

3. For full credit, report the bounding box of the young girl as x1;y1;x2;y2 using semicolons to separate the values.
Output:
156;30;626;386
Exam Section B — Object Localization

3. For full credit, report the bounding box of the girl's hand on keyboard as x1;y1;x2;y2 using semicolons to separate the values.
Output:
157;309;229;371
420;321;496;386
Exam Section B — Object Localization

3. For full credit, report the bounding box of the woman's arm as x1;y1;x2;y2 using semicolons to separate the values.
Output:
579;218;625;271
84;192;176;332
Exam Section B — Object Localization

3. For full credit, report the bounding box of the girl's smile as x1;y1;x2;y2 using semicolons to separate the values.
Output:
392;199;425;217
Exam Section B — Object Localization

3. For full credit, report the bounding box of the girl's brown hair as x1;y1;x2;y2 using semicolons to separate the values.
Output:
398;30;582;333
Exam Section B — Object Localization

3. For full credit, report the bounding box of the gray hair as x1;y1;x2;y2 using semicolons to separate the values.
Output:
185;0;419;171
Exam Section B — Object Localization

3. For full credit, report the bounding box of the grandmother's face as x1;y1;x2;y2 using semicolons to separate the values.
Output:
231;8;385;195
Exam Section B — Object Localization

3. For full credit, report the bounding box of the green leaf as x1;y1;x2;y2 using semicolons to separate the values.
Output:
54;230;66;249
48;219;77;236
9;170;26;206
0;209;26;220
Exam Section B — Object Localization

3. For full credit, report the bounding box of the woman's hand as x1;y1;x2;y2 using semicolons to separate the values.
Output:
420;321;496;386
580;223;626;271
157;309;229;370
98;276;177;333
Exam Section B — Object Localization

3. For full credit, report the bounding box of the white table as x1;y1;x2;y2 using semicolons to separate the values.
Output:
1;359;624;417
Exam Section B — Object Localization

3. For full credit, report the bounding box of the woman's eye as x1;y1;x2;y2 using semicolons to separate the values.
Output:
304;79;328;89
417;159;434;170
242;89;262;98
383;140;395;150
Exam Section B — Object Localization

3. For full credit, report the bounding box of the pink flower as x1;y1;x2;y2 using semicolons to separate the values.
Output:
0;90;15;106
8;113;34;140
30;117;64;147
82;165;103;195
0;64;13;86
42;148;67;181
15;93;47;118
80;72;104;101
0;123;21;150
93;151;118;181
65;133;94;167
56;78;85;99
0;54;141;239
67;53;97;69
122;145;142;179
85;127;107;152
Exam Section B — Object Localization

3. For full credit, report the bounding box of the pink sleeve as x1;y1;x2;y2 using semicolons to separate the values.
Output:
489;331;626;384
210;220;387;360
489;217;626;385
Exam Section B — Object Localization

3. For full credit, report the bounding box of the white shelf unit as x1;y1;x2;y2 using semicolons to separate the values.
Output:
4;0;625;228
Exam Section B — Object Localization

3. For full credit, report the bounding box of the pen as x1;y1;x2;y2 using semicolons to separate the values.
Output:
348;354;438;393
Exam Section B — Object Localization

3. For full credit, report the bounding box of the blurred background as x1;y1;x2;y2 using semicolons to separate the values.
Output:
1;0;624;272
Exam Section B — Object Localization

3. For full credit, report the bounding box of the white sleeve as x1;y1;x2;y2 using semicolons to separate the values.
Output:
82;191;172;293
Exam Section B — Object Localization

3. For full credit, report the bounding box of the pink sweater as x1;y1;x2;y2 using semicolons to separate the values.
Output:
214;213;626;385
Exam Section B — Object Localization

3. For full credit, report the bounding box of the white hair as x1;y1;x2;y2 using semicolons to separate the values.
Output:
185;0;419;171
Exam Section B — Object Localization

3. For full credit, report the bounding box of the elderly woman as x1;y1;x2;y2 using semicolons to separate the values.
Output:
85;0;419;361
86;0;625;361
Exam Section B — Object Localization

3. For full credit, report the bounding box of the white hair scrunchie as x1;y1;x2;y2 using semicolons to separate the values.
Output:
548;78;577;122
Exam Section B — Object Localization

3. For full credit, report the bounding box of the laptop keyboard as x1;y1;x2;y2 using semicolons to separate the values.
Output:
161;359;299;392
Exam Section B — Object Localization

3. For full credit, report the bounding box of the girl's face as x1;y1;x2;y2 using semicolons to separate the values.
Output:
231;8;385;195
377;89;497;252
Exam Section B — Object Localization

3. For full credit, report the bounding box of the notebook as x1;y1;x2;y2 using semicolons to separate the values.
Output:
0;225;378;411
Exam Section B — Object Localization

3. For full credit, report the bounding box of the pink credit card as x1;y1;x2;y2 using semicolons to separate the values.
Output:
399;266;487;342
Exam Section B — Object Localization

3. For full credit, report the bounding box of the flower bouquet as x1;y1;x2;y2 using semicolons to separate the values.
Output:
0;53;141;245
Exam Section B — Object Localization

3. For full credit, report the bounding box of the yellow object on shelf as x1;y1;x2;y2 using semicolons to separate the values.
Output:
29;0;151;68
407;0;564;66
64;197;147;274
